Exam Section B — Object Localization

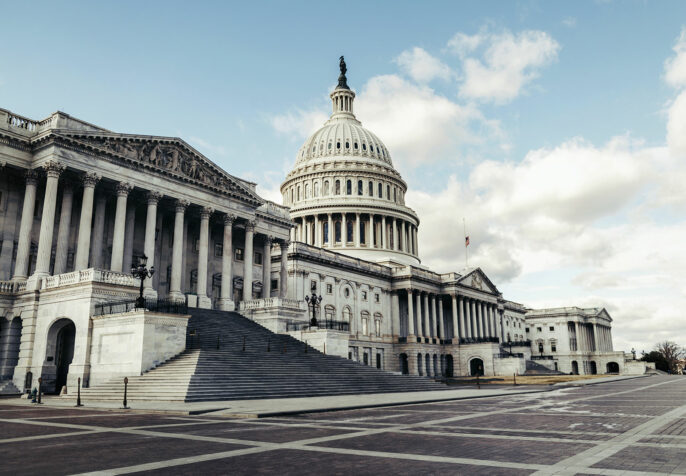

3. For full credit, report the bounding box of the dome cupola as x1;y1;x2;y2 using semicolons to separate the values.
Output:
281;57;420;266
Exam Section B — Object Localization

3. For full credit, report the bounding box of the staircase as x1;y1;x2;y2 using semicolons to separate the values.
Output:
524;359;564;375
0;380;21;396
75;309;448;402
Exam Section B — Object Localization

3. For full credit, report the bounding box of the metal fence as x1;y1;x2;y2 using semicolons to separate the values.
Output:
94;298;188;316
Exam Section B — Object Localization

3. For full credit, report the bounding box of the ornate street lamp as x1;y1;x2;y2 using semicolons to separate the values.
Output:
304;292;323;327
131;254;154;309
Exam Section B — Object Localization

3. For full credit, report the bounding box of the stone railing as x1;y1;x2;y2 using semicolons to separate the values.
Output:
6;111;38;132
238;297;304;311
0;281;20;294
42;268;136;289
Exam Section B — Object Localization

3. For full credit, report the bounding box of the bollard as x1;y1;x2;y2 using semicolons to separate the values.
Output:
323;342;326;355
513;373;517;386
37;377;42;404
242;336;245;352
76;377;83;407
122;377;129;409
476;374;480;390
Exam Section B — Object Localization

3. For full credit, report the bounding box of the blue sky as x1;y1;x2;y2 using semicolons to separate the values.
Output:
2;1;686;352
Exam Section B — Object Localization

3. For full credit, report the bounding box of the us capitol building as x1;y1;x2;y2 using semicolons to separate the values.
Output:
0;60;638;395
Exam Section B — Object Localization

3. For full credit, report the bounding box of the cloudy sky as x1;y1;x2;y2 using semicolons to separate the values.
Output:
2;1;685;353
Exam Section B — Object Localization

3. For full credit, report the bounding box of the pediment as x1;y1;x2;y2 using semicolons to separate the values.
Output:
595;308;612;322
458;268;499;294
52;132;263;206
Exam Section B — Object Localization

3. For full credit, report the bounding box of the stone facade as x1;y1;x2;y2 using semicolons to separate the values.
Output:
0;65;638;394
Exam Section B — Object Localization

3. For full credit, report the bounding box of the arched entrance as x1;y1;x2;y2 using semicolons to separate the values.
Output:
0;316;22;380
433;354;438;376
425;354;431;376
399;353;409;375
606;362;619;373
590;361;597;375
571;360;579;375
445;355;454;378
470;358;484;376
417;353;423;376
44;319;76;394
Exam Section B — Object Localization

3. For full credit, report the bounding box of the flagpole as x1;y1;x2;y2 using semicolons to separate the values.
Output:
463;217;468;268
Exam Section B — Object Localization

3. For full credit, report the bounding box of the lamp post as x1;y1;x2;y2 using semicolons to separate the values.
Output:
508;340;513;357
304;292;322;327
131;254;154;309
631;347;636;360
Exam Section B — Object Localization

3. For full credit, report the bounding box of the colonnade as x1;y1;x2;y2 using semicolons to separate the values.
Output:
402;289;500;343
292;213;417;255
573;322;613;352
9;162;289;307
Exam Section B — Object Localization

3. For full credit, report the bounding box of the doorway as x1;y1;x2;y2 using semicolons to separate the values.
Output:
470;358;484;376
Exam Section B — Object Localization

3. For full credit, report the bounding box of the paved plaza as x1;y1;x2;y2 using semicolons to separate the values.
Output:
1;376;686;475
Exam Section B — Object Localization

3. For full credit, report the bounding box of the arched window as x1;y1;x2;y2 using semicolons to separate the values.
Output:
343;306;352;322
368;181;373;196
324;181;330;196
314;182;319;197
335;221;341;243
304;183;310;198
417;353;423;376
336;141;341;149
538;341;544;354
297;186;301;201
393;188;397;202
325;305;335;321
346;220;353;243
363;143;367;151
361;311;370;335
386;185;390;199
346;180;352;195
374;312;383;337
360;221;366;244
345;141;350;149
378;183;382;198
328;142;332;150
354;142;358;150
357;180;363;195
335;180;340;195
290;188;294;204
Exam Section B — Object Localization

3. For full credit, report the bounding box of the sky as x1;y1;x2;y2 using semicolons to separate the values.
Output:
2;1;685;354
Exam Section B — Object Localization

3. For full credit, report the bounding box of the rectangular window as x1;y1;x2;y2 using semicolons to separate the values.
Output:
375;320;381;337
551;343;557;352
214;243;223;257
362;318;368;336
357;180;363;195
378;183;382;197
254;252;262;265
271;279;278;290
310;280;317;292
234;248;244;261
526;328;530;333
375;293;380;303
549;326;554;331
536;327;542;332
326;283;333;294
362;291;367;300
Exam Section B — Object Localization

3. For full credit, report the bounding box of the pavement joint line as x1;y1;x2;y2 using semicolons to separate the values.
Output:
434;424;617;437
3;377;683;476
393;428;600;444
503;411;655;418
0;430;104;444
531;380;686;476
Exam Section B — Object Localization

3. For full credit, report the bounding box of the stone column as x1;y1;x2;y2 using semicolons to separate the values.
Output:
73;173;99;271
53;182;74;275
110;182;133;272
483;302;491;337
452;295;459;340
354;212;360;247
218;214;236;309
143;191;161;297
89;193;107;269
313;215;319;247
401;221;407;252
169;200;189;303
33;161;65;278
413;227;418;256
327;214;333;246
423;293;430;338
243;221;255;301
122;203;136;273
196;206;213;308
430;294;437;338
279;240;289;298
381;216;387;249
341;213;347;245
12;170;39;280
407;289;415;337
458;296;466;339
438;296;445;340
262;236;273;298
391;291;400;337
415;291;422;338
469;299;476;338
593;323;600;352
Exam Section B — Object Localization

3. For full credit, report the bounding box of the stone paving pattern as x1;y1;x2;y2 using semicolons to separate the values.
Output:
2;376;686;475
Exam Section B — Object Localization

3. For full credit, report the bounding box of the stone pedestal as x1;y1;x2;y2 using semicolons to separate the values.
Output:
288;327;350;358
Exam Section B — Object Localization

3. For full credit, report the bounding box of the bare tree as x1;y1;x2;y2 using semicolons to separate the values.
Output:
654;341;684;373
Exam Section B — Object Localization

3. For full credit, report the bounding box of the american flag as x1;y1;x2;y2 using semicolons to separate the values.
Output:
465;236;470;247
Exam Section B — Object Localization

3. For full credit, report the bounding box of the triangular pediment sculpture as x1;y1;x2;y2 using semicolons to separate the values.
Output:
52;132;263;205
458;268;499;294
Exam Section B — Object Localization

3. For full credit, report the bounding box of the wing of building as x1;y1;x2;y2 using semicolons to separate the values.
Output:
0;62;645;396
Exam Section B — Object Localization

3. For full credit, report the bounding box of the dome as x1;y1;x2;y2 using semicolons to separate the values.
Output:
281;57;420;266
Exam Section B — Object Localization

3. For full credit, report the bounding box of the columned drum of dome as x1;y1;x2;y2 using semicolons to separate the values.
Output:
281;59;420;265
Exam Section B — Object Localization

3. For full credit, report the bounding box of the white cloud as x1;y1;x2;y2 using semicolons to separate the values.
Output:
664;28;686;89
356;74;502;167
188;136;227;157
270;108;328;140
562;17;577;28
452;29;560;103
395;47;453;83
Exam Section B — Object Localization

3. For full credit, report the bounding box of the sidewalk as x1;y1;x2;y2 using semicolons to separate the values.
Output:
3;374;647;418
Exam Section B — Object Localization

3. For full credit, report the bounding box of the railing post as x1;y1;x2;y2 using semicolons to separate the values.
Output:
76;377;83;407
122;377;129;409
37;377;42;404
